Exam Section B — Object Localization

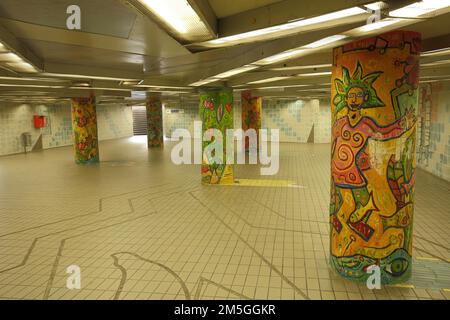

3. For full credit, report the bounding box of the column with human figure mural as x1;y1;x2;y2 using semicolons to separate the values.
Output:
329;30;421;284
71;95;100;164
241;90;262;153
146;94;164;148
200;88;234;185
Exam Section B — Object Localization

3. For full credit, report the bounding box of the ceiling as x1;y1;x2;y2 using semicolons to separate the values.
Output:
0;0;449;105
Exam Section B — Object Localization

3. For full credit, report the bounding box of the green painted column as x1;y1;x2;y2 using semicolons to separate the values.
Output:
71;96;99;164
200;88;234;185
146;94;164;148
330;30;421;284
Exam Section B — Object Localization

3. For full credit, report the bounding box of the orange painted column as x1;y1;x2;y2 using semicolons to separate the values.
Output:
329;30;421;284
146;95;164;148
241;90;262;153
71;96;99;164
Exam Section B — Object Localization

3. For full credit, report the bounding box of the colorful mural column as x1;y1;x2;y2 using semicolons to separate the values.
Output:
329;31;421;284
200;88;234;185
146;94;164;148
241;90;262;152
71;96;100;164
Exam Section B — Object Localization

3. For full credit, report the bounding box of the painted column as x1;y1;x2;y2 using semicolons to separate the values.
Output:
241;90;262;152
146;94;164;148
329;30;421;284
71;96;99;164
200;88;234;185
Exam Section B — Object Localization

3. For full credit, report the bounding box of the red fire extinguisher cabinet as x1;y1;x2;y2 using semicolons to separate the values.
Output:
34;115;45;129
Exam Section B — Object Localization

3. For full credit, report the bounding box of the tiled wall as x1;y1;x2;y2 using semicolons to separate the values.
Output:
416;82;450;182
162;98;332;143
315;99;332;143
262;98;331;143
0;102;133;156
97;104;133;141
0;103;46;155
163;101;199;138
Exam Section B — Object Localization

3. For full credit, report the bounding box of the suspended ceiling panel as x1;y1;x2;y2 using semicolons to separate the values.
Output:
405;12;450;39
22;40;152;72
208;0;283;18
0;0;136;38
0;17;189;58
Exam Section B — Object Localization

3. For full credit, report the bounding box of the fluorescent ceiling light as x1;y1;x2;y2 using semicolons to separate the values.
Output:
135;85;192;90
0;42;7;53
194;7;367;48
189;78;219;87
303;35;347;48
421;47;450;57
72;87;131;92
297;88;330;92
0;52;22;62
365;1;387;10
253;35;346;67
136;0;211;42
248;76;291;84
297;71;332;77
269;64;331;71
419;79;448;83
188;65;258;86
421;75;450;79
254;49;307;66
0;84;65;89
354;18;402;33
120;80;144;86
421;59;450;67
0;76;68;83
6;61;37;73
41;73;138;82
214;65;258;79
389;0;450;18
260;84;311;89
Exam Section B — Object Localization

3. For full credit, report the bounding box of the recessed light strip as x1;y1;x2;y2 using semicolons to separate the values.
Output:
0;41;39;73
188;2;450;87
135;0;212;42
248;77;292;85
191;6;368;48
389;0;450;18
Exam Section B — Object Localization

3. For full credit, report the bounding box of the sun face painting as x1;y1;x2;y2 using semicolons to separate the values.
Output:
329;31;421;284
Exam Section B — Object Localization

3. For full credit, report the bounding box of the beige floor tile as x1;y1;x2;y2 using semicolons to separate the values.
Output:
0;139;448;300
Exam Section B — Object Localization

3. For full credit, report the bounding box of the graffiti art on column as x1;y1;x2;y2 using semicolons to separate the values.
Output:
330;31;421;284
200;89;234;185
146;96;164;148
71;96;99;164
241;90;262;152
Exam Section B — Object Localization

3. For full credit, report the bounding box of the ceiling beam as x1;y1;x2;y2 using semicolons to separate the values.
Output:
184;23;361;85
0;86;131;98
422;34;450;52
188;0;218;37
0;21;44;71
217;0;372;37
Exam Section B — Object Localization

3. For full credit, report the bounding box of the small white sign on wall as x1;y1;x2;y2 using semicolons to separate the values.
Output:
166;109;184;114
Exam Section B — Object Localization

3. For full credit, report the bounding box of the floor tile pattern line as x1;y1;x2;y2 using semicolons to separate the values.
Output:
189;190;311;300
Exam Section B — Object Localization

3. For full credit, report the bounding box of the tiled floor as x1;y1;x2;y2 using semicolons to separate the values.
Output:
0;136;449;300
